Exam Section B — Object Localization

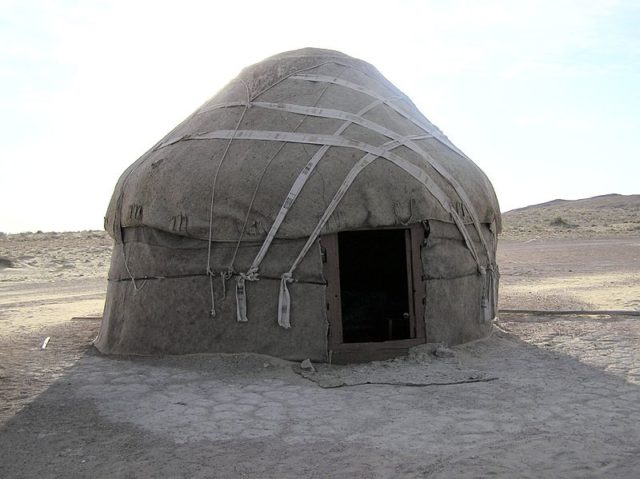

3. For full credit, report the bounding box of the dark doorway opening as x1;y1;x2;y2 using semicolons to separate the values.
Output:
338;229;412;343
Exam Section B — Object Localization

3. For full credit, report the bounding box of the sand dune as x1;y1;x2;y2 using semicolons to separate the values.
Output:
502;193;640;239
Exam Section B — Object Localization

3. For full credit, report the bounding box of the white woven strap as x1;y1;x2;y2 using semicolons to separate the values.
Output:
287;144;480;276
288;73;495;270
247;100;495;265
160;117;493;270
187;88;493;271
246;98;390;276
200;99;491;262
289;73;469;160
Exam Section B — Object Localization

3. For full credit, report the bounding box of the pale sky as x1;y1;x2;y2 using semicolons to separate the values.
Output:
1;0;639;233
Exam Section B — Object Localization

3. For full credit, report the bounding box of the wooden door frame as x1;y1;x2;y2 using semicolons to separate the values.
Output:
321;224;426;363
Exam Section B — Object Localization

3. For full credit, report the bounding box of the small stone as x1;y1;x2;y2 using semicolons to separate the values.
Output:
434;345;455;358
300;359;315;372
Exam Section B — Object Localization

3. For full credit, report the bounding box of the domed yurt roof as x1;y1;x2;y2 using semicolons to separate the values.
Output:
105;48;500;244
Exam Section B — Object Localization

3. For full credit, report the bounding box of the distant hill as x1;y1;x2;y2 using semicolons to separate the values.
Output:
501;194;640;239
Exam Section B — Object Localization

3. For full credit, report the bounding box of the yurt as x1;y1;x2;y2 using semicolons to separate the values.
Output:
96;48;500;363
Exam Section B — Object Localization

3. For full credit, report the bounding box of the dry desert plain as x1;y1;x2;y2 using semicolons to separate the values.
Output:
1;194;639;478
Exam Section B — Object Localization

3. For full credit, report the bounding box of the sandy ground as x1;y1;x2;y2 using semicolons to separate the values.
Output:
1;231;639;478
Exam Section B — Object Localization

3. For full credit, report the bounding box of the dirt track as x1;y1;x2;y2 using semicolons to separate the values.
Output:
1;232;639;478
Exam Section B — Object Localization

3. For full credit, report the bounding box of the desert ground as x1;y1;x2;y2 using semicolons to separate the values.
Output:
1;195;639;478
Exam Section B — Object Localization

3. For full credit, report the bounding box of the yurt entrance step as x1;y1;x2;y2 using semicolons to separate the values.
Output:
322;225;426;363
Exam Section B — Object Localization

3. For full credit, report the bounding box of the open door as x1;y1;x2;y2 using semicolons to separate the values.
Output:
322;224;426;363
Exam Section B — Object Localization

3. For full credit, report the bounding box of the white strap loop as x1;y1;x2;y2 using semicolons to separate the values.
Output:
235;275;248;322
277;273;294;329
234;271;260;323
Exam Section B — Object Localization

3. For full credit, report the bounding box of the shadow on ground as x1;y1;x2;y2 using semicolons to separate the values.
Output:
1;327;640;479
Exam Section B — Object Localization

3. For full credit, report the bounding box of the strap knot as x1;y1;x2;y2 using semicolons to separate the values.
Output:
282;272;294;283
240;270;259;282
222;269;234;281
245;267;260;281
235;275;249;322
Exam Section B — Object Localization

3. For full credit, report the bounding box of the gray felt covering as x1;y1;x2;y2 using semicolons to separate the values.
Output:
96;48;501;361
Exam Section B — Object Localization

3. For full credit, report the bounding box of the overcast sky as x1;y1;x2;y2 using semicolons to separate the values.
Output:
1;0;639;233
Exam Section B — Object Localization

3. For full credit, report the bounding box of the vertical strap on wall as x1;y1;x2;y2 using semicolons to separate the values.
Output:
481;267;497;323
278;273;293;329
208;269;216;318
235;276;248;322
480;267;489;322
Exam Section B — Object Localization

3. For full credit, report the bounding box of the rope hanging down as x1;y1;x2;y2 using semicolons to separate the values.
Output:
205;79;250;319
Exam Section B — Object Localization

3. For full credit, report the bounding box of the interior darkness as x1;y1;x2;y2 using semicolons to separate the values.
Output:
339;229;411;343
